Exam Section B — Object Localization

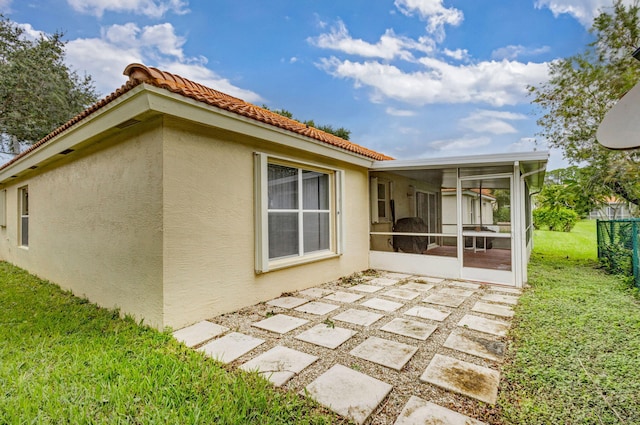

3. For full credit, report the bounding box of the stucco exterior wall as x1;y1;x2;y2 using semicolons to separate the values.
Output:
161;118;371;329
0;120;165;327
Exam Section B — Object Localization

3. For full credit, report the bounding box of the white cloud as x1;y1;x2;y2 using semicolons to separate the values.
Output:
491;44;551;60
308;20;434;61
65;22;261;102
508;137;539;152
429;136;491;152
534;0;626;27
318;56;549;107
386;107;417;116
16;23;46;41
443;48;469;61
67;0;188;18
0;0;11;12
394;0;463;41
459;109;526;134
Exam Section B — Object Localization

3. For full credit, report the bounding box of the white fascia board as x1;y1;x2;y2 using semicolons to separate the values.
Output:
370;151;549;171
0;85;155;184
143;85;376;168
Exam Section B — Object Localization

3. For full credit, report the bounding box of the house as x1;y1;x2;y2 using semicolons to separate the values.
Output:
588;196;636;220
0;64;547;330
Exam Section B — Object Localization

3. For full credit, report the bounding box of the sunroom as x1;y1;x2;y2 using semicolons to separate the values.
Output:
368;151;548;287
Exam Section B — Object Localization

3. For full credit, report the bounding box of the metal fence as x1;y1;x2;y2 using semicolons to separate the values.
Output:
597;219;640;288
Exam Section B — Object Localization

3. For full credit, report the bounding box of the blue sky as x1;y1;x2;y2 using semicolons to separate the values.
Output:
0;0;626;169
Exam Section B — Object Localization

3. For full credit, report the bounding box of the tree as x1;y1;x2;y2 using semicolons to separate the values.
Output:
0;15;98;154
529;0;640;207
261;105;351;140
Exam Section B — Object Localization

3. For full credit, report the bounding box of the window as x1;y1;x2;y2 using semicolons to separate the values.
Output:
0;189;6;227
19;186;28;247
255;154;342;272
370;177;391;223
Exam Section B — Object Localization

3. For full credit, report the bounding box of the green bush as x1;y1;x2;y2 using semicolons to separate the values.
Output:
533;207;579;232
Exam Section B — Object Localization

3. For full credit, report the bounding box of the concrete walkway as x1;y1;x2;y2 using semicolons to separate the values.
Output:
173;272;520;424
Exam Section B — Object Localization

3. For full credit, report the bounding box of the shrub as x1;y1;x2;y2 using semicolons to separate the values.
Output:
533;207;579;232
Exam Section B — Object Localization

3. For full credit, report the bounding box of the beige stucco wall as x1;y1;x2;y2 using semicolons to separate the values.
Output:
0;119;165;327
161;117;371;329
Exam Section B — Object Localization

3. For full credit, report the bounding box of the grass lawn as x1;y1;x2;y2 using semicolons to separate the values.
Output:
499;220;640;424
0;263;342;424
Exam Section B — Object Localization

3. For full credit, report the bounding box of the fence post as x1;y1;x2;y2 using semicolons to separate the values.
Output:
633;220;640;289
596;219;601;258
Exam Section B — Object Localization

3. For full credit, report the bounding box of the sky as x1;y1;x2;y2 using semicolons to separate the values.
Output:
0;0;629;170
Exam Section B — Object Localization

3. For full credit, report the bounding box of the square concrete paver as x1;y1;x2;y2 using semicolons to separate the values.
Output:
252;314;309;334
404;306;450;322
438;287;474;297
490;286;522;295
399;282;434;292
266;296;308;309
369;277;400;286
448;281;482;290
172;321;228;348
423;292;468;308
303;364;393;425
380;318;437;341
361;297;404;312
350;284;384;293
323;291;364;303
240;345;318;387
294;301;340;316
481;293;519;305
350;336;418;371
298;288;333;298
443;329;505;361
295;324;357;349
458;314;510;337
333;309;384;326
384;272;412;280
381;288;420;300
472;301;514;318
395;396;487;425
198;332;264;363
418;277;445;284
420;354;500;404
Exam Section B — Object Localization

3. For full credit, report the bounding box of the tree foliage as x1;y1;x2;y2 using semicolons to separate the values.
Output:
0;15;98;154
530;0;640;206
261;105;351;140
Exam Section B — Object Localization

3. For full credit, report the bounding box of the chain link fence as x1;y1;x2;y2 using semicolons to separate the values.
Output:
597;219;640;288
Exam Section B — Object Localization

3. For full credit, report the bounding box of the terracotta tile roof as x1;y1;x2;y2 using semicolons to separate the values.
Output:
0;63;391;172
123;63;392;160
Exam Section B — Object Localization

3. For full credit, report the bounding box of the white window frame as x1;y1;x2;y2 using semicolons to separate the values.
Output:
370;177;391;224
19;186;28;247
0;189;6;227
254;153;344;273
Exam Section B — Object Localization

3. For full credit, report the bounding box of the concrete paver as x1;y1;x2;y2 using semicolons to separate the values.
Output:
448;281;482;290
438;287;475;297
361;297;404;312
266;296;308;309
350;284;384;293
172;320;228;348
481;293;519;305
252;314;309;334
404;305;450;321
350;336;418;371
472;301;514;318
394;396;487;425
423;292;469;308
489;286;522;295
369;277;400;286
240;345;318;387
399;282;434;292
323;290;364;303
295;324;357;349
198;332;264;363
304;364;393;424
443;329;505;361
382;288;421;300
294;301;340;315
384;273;412;280
457;314;510;337
333;308;384;326
420;354;500;404
381;317;438;341
298;287;334;298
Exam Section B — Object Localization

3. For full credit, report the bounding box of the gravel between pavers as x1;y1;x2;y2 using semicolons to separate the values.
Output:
200;271;514;424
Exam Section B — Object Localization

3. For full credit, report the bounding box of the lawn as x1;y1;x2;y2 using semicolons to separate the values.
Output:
499;220;640;424
0;263;342;424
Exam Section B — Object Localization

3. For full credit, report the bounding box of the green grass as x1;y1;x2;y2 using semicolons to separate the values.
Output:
499;221;640;424
0;262;342;424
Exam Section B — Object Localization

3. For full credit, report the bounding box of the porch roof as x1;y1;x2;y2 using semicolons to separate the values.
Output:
369;151;548;190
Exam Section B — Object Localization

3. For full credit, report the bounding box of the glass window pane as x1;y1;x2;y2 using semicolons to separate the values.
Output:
377;183;386;199
302;171;329;210
268;164;298;209
378;200;386;218
303;212;330;253
268;212;298;259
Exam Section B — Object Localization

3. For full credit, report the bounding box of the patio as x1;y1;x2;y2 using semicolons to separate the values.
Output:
173;271;520;424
